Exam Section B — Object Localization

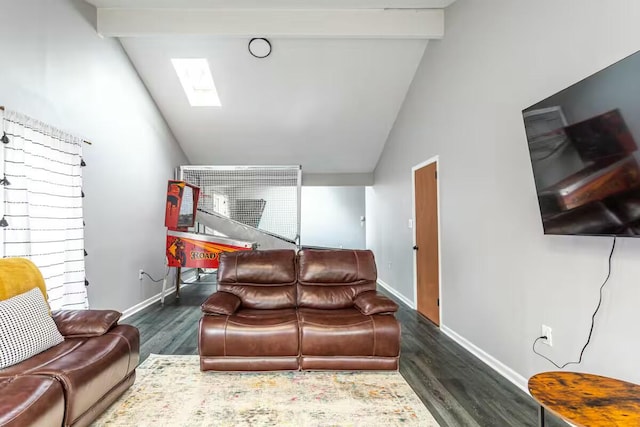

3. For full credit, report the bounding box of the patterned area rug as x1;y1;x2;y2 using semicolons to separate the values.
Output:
93;354;440;427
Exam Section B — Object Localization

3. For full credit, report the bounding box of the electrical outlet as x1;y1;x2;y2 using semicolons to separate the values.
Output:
138;269;144;281
541;325;553;347
388;262;392;270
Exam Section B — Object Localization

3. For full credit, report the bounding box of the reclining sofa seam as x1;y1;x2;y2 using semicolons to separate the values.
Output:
234;255;238;283
106;331;133;373
223;316;229;357
296;309;302;371
371;316;377;357
353;250;360;281
301;319;372;327
226;319;298;327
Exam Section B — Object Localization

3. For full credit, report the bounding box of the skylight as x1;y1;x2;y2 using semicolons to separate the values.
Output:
171;58;221;107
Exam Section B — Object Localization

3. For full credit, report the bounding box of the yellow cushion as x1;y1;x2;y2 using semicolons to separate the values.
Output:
0;258;48;303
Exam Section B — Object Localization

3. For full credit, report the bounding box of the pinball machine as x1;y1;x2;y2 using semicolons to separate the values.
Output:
162;180;254;303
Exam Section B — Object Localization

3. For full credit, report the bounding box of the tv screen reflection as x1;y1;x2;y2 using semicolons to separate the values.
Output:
522;50;640;237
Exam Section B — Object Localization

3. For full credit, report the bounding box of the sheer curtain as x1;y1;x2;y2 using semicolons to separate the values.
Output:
0;109;88;309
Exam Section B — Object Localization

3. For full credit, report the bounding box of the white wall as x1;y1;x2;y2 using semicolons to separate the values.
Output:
368;0;640;388
301;186;365;249
0;0;188;311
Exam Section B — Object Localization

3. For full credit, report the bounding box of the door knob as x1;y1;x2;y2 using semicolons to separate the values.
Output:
413;246;419;250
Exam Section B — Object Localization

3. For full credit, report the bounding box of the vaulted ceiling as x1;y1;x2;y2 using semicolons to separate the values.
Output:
85;0;454;175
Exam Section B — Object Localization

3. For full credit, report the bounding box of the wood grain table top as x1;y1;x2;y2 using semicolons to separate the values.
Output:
529;371;640;426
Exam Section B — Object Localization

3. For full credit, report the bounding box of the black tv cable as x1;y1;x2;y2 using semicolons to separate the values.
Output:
532;236;616;368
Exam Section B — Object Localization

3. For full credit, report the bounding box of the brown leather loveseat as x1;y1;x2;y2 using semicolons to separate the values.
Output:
0;258;139;427
198;249;400;371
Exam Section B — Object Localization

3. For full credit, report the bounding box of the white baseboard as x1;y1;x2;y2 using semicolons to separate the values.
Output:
377;278;531;397
120;289;173;320
377;279;416;309
120;273;199;321
440;325;529;394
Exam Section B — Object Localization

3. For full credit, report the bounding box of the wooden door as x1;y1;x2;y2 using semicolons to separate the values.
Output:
414;162;440;325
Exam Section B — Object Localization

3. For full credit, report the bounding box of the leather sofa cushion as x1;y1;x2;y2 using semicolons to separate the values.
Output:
0;324;139;425
0;375;64;427
297;250;377;309
232;307;299;320
217;250;297;309
354;291;398;315
218;250;297;285
298;249;377;284
52;310;121;338
297;283;375;309
217;284;296;310
201;292;241;315
199;309;298;357
298;308;400;358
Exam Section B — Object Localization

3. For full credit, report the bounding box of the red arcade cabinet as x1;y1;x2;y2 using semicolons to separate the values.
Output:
163;180;253;302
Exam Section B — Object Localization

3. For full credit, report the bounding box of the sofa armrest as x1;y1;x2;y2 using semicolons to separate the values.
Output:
52;310;121;338
201;292;241;315
354;291;398;315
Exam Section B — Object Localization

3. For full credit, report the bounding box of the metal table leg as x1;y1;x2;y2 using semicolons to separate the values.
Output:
160;257;169;305
175;266;181;299
538;406;545;427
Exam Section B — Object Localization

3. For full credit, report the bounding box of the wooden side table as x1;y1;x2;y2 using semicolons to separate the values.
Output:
529;371;640;426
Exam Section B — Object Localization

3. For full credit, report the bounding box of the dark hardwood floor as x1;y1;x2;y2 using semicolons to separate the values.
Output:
123;277;565;427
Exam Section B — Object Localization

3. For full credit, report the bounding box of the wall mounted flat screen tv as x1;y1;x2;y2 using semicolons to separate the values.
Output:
522;50;640;237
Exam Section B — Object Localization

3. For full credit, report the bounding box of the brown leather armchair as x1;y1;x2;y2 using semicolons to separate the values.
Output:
198;249;400;371
0;258;139;427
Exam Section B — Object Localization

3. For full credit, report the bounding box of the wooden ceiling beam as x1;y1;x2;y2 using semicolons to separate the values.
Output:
96;8;444;39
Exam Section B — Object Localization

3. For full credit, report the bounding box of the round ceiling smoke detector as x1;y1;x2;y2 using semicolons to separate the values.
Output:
248;38;271;59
